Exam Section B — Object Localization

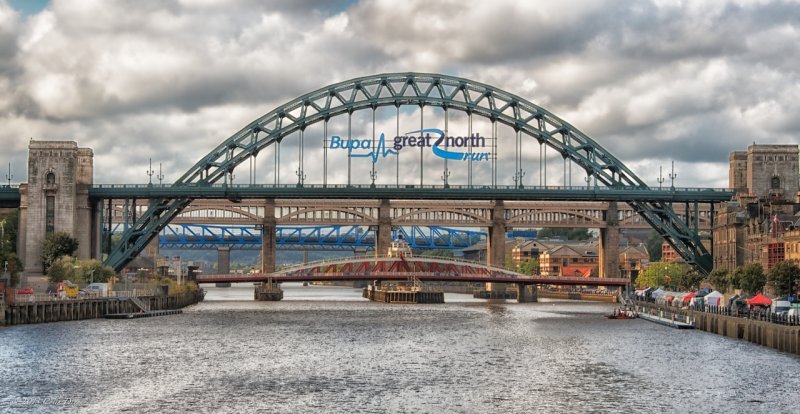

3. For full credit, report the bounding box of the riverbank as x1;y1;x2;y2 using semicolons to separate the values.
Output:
1;290;204;327
633;300;800;355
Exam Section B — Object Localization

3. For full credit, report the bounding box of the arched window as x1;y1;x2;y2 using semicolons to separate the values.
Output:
46;172;55;185
771;176;780;189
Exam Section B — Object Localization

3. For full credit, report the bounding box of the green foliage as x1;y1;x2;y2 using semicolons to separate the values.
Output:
47;257;117;285
673;269;703;291
537;227;592;241
707;268;729;293
644;230;663;262
0;210;19;253
767;261;800;296
47;256;81;283
0;251;23;287
41;232;79;273
636;261;686;289
730;263;766;294
518;258;539;275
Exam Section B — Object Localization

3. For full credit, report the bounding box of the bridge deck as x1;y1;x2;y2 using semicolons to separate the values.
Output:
88;183;733;202
197;273;629;286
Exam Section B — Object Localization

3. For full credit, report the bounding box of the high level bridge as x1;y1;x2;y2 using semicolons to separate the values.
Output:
7;73;732;280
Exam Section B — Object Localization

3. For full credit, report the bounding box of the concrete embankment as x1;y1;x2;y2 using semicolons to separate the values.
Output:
633;301;800;356
693;312;800;355
538;291;618;303
1;290;203;327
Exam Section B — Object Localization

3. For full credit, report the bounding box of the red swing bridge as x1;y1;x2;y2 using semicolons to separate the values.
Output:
196;255;630;286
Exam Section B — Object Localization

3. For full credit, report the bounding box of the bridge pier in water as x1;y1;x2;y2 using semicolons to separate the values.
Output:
516;284;538;303
479;200;511;299
599;201;620;278
376;199;392;257
261;199;276;273
217;246;230;275
254;282;283;301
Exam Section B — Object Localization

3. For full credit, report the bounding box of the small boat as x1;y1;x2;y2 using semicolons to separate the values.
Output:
606;307;637;319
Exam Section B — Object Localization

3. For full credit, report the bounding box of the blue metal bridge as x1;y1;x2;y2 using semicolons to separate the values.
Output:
158;224;486;251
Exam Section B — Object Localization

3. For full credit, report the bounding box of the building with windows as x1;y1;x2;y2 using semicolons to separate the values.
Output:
713;144;800;272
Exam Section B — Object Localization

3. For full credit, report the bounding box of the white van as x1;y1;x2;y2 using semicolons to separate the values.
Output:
84;283;109;297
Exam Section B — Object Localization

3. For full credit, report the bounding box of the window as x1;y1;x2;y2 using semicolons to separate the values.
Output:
46;196;55;234
46;172;55;185
771;176;780;189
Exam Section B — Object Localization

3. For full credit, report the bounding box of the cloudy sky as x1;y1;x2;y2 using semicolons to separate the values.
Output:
0;0;798;188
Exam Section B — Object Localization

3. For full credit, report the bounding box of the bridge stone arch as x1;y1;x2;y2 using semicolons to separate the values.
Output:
106;72;715;273
392;208;489;226
279;207;377;225
507;208;605;228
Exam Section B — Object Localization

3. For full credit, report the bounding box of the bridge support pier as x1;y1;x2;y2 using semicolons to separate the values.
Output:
261;199;276;273
217;246;230;275
599;201;620;278
254;282;283;301
376;199;392;257
485;200;507;296
19;140;94;276
517;284;537;303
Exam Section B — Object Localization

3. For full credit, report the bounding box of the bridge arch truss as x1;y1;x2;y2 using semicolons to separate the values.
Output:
106;73;721;273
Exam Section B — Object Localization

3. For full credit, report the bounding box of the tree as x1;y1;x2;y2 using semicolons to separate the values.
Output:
730;263;766;294
673;269;703;291
41;232;79;273
537;227;592;241
0;251;23;287
707;268;729;293
518;258;539;275
47;256;81;283
0;210;19;254
767;261;800;297
635;261;686;289
644;230;664;262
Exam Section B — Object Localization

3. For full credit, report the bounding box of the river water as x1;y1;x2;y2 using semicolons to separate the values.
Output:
1;284;798;413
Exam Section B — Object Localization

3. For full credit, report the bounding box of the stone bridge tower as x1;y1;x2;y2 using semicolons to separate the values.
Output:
18;140;93;274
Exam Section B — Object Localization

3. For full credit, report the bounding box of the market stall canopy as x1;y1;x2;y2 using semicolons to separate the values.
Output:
651;288;665;298
682;292;696;303
746;293;772;307
705;291;724;307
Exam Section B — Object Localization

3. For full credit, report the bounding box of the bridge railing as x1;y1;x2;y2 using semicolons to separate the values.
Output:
90;183;732;193
272;254;524;276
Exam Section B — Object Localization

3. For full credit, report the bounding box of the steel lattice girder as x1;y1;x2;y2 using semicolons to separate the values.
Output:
105;73;720;273
156;224;486;250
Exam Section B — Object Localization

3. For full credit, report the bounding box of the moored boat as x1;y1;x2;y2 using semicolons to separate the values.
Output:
607;307;637;319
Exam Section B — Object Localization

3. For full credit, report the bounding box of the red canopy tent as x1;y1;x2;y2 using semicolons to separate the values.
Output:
746;293;772;308
682;292;696;304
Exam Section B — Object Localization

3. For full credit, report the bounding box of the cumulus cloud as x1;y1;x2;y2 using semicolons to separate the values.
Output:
0;0;798;189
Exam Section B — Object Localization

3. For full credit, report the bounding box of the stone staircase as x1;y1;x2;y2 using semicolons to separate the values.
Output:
129;297;150;312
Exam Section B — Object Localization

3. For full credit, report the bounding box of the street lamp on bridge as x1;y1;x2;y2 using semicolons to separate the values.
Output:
5;163;12;187
669;161;677;189
146;158;155;185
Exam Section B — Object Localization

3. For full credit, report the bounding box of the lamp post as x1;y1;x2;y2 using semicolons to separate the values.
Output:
5;163;11;187
146;158;155;185
657;165;665;189
668;161;677;189
157;163;165;186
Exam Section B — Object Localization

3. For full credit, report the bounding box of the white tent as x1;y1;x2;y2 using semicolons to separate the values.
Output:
704;291;724;307
650;288;665;299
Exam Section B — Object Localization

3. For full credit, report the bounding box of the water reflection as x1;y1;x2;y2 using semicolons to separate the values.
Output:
0;283;798;413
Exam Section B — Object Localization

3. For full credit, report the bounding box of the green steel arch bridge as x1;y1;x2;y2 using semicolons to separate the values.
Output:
1;73;733;274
